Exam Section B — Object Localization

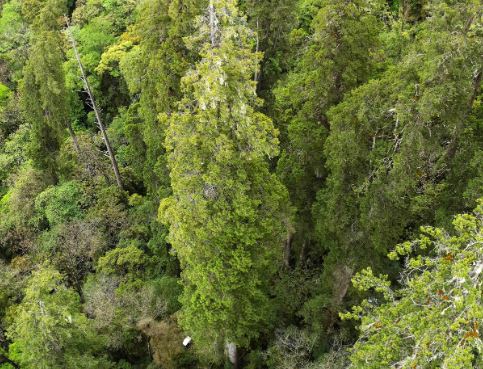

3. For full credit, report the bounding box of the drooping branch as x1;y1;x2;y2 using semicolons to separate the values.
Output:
65;17;123;189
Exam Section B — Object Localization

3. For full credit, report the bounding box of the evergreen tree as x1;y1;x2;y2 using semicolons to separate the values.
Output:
19;0;72;182
159;0;290;355
242;0;298;104
308;0;482;336
119;0;204;196
274;0;384;265
342;200;483;368
0;0;481;367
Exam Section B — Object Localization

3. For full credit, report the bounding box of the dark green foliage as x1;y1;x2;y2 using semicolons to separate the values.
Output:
275;0;384;265
19;0;72;181
0;0;481;368
118;0;204;196
301;0;482;342
242;0;298;105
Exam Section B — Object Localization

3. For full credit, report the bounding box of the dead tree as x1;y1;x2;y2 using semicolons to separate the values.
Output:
65;18;123;189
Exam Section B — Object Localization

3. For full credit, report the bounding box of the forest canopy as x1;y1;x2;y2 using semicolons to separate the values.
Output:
0;0;481;368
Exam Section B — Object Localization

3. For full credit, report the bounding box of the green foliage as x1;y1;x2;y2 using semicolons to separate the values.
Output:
0;83;10;106
83;250;180;356
305;0;482;337
0;166;49;255
97;244;147;276
107;105;146;188
316;0;482;255
242;0;298;104
0;258;28;319
19;0;72;180
117;0;203;196
35;181;88;226
67;0;136;119
342;201;483;368
6;265;112;369
0;0;481;368
0;0;28;82
159;0;290;351
0;123;29;188
275;0;384;263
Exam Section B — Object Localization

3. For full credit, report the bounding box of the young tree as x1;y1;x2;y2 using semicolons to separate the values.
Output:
159;0;291;361
342;200;483;369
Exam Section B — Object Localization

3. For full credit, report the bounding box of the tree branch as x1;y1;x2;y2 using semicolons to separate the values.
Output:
0;354;20;369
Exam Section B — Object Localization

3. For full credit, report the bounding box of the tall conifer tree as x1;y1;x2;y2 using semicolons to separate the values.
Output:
307;0;482;334
159;0;290;355
19;0;71;181
120;0;204;196
274;0;384;264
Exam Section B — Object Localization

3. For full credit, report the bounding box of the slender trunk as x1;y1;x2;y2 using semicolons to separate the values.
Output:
65;18;123;189
299;240;307;266
318;113;330;131
254;18;259;82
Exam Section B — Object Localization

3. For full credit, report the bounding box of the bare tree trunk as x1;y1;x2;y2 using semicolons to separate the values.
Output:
254;18;259;82
225;342;238;369
208;1;219;48
65;18;123;189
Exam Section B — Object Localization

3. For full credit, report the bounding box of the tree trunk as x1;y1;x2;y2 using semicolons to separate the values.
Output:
225;342;238;369
284;230;293;268
208;1;219;48
299;239;307;266
65;18;123;189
